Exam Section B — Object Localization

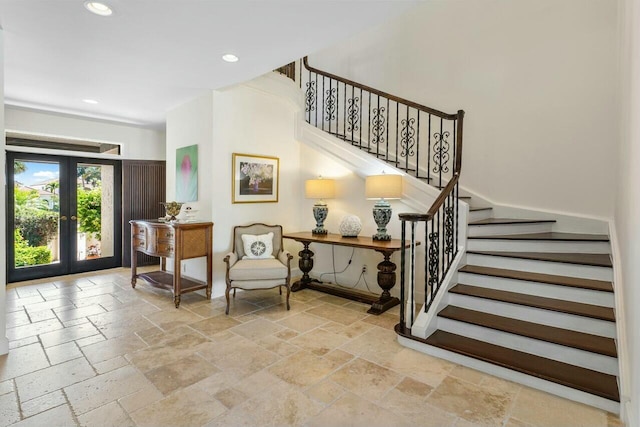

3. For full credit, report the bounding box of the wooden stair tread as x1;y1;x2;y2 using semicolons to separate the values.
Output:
438;306;617;357
468;232;609;242
469;218;556;226
467;251;612;267
459;265;613;292
469;207;492;212
424;330;620;402
450;284;615;321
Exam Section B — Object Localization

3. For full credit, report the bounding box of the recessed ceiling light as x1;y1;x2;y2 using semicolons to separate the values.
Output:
84;1;113;16
222;54;239;63
83;99;99;104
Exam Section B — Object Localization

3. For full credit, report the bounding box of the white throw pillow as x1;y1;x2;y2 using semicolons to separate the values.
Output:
241;232;275;260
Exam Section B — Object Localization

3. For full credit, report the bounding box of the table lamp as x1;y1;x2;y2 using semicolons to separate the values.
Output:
305;177;336;235
365;173;402;240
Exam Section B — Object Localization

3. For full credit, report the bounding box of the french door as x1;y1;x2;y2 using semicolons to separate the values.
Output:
7;152;122;282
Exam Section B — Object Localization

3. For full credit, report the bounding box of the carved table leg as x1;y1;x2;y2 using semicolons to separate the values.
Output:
291;242;321;291
367;250;400;315
174;295;181;308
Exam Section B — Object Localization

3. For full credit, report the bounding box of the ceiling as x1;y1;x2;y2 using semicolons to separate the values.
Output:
0;0;419;129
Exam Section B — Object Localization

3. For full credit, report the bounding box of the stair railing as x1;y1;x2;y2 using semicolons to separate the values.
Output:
301;57;461;188
297;57;464;335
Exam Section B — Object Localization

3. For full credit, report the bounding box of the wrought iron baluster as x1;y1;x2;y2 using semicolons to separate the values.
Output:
410;220;416;325
385;98;390;162
400;220;406;328
416;111;421;179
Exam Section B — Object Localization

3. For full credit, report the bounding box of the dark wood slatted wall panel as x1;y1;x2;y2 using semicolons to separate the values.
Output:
122;160;166;267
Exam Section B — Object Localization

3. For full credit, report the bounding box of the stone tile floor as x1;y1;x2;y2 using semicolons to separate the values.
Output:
1;267;624;427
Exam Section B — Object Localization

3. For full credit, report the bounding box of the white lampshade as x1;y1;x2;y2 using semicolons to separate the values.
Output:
305;178;336;199
365;174;402;200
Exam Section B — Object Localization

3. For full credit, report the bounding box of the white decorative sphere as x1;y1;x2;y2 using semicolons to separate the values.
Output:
339;215;362;237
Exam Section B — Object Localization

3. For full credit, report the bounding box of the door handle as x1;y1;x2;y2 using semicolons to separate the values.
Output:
71;215;77;221
60;215;67;221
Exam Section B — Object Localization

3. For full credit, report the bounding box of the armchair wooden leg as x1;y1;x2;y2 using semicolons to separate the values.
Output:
279;286;282;295
233;288;236;298
286;285;290;311
225;287;231;315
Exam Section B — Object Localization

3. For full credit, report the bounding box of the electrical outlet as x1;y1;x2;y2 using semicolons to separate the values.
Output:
362;265;367;274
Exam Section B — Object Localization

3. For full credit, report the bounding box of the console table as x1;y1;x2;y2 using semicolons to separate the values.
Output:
130;219;213;308
283;232;419;315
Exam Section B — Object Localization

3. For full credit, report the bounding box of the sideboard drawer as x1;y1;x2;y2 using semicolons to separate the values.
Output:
157;242;174;257
133;237;146;250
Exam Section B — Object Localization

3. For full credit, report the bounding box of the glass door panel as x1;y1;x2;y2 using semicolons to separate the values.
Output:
7;153;122;282
75;163;115;261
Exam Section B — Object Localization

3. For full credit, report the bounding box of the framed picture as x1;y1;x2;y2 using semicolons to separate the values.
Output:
232;153;279;203
176;144;198;202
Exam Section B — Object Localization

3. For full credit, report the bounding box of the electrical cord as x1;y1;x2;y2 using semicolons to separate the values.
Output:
318;246;355;283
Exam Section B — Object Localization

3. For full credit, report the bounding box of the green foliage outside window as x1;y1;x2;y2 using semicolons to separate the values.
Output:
14;229;51;267
77;187;102;239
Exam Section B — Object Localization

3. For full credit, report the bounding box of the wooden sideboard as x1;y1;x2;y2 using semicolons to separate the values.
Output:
130;219;213;308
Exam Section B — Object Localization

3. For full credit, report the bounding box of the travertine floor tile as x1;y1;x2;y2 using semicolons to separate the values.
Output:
65;365;153;415
189;315;241;336
44;341;82;366
0;379;14;396
118;385;164;414
9;403;76;427
77;401;134;427
130;384;227;427
20;390;66;418
305;380;345;404
6;310;30;329
144;308;204;331
0;391;20;426
82;333;147;365
16;357;95;401
0;343;49;381
427;376;513;426
276;312;329;333
229;318;284;341
510;387;607;427
329;358;402;401
4;270;620;427
269;351;340;387
307;392;412;427
306;303;366;325
38;323;100;348
233;381;324;426
7;318;63;341
144;353;219;395
290;328;349;356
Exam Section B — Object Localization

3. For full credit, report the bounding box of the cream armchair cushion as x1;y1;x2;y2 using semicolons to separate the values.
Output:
223;223;293;315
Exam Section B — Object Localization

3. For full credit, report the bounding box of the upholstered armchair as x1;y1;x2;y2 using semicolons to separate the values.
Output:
223;223;293;315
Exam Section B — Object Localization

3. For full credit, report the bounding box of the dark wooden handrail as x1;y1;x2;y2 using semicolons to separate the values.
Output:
304;57;458;120
399;174;459;222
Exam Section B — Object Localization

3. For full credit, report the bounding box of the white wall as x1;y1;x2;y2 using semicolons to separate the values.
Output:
166;75;304;297
165;92;215;282
0;29;9;355
5;106;166;160
615;0;639;424
312;0;618;221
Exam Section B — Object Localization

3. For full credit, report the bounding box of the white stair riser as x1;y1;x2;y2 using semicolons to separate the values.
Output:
466;253;613;281
467;239;611;254
468;222;553;237
438;317;618;376
398;336;620;414
457;273;615;308
448;293;616;338
469;209;493;222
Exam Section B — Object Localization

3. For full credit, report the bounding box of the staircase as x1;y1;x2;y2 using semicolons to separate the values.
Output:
286;59;620;413
406;198;620;412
